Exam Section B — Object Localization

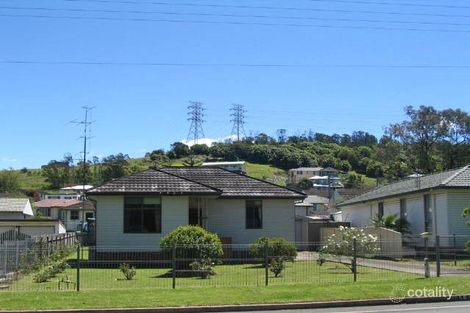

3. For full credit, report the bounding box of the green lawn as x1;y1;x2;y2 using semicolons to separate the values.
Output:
6;260;418;292
0;277;469;310
245;162;287;186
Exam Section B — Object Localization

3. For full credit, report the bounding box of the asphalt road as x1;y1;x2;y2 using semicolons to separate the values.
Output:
221;301;470;313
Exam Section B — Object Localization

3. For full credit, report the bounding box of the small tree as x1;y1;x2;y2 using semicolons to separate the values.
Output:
372;214;410;234
319;226;379;272
297;178;313;190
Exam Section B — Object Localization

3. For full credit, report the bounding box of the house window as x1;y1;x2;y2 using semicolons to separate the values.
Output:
378;202;384;219
124;197;161;233
423;194;432;233
246;200;263;229
70;210;79;220
400;199;407;220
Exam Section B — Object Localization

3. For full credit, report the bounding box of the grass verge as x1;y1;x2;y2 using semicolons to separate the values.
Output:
0;277;469;310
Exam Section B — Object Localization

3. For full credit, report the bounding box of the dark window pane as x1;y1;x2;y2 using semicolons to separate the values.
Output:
246;200;262;229
124;209;142;233
124;196;161;233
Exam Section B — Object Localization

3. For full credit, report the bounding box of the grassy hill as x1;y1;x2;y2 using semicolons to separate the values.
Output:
10;160;288;191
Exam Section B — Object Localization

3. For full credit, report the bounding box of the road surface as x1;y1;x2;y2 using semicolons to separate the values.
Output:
220;301;470;313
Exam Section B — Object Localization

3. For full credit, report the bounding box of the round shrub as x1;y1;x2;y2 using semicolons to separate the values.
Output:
250;237;297;262
160;226;223;261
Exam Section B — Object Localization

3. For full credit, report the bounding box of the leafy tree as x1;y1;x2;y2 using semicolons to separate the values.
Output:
462;207;470;250
0;169;20;193
342;172;365;188
387;105;448;173
146;150;171;169
297;178;313;190
170;142;190;158
182;154;204;167
101;153;129;182
190;144;210;155
41;160;71;189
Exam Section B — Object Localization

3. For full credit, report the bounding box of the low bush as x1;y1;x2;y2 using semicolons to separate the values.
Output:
269;258;286;278
119;263;137;280
250;237;297;263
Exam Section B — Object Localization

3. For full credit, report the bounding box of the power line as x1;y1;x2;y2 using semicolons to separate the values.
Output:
3;60;470;69
230;104;246;141
60;0;470;19
2;13;470;33
4;5;470;28
187;101;205;144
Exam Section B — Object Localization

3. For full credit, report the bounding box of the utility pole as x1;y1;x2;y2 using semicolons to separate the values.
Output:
230;103;246;141
187;101;205;144
71;106;94;231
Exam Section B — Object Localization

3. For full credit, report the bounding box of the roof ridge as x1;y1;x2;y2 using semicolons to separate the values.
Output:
157;168;223;194
441;165;470;186
212;167;307;197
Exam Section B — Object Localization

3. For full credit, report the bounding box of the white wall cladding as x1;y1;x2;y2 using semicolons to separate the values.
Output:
206;198;295;244
341;191;451;237
95;195;189;250
94;195;304;248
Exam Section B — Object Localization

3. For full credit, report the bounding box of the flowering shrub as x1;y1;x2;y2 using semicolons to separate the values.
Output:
318;226;380;272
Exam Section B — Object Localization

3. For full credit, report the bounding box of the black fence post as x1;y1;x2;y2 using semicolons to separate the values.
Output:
352;238;357;282
76;245;81;292
453;234;457;267
435;236;441;277
264;243;269;287
172;246;176;289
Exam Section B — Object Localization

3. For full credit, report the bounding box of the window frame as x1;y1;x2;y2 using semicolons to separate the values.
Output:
70;210;80;220
246;199;263;229
123;196;162;234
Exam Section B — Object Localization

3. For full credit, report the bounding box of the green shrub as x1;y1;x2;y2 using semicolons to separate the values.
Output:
250;237;297;263
269;258;286;277
189;259;216;279
119;263;136;280
160;226;223;261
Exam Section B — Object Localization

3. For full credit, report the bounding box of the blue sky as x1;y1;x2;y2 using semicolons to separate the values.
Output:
1;0;470;169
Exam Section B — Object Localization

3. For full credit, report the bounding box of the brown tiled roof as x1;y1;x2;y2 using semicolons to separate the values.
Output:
161;167;305;199
34;199;95;210
87;169;220;196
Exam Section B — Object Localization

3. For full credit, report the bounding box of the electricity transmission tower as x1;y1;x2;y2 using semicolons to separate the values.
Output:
70;106;95;228
187;101;205;144
230;103;246;141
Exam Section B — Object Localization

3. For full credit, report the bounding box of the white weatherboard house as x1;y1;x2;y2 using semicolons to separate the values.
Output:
87;168;305;251
338;166;470;247
0;198;33;220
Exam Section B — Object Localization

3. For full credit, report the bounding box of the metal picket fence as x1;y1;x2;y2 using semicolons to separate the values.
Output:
1;235;469;292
